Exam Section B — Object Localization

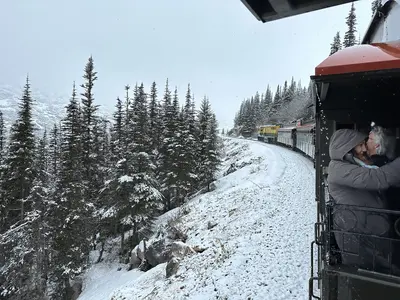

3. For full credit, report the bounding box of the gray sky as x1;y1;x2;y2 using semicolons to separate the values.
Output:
0;0;372;128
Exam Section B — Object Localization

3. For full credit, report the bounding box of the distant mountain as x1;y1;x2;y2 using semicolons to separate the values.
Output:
0;84;112;134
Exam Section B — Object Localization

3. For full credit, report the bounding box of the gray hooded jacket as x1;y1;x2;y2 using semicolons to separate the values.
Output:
328;129;400;271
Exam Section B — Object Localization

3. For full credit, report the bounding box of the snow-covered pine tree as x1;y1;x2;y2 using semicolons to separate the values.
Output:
241;100;256;136
197;96;213;188
261;86;273;123
0;110;5;162
204;112;220;191
159;79;175;211
165;87;184;206
288;77;296;102
305;81;315;120
275;77;297;123
330;32;342;55
0;78;42;300
343;2;357;48
93;116;111;208
177;84;198;200
48;123;62;185
126;82;162;228
102;85;138;255
90;116;111;252
0;110;6;230
50;82;88;300
104;95;131;256
253;92;263;126
233;76;314;128
79;56;102;261
148;81;163;163
278;81;311;121
25;130;52;299
110;97;124;159
269;85;282;121
281;80;291;107
1;76;36;229
372;0;382;16
80;55;100;207
106;96;124;213
0;209;41;299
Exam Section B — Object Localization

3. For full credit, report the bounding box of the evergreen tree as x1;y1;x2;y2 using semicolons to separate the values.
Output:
2;76;36;228
127;82;161;224
0;81;46;300
50;82;87;299
372;0;382;16
205;113;220;187
343;2;357;48
281;80;291;105
110;97;124;158
288;77;296;103
0;110;5;161
93;117;110;206
197;96;212;186
103;95;131;256
269;85;282;121
159;79;175;210
197;97;220;190
0;110;6;230
262;86;273;123
148;81;163;157
48;123;62;184
253;92;263;125
80;55;100;205
178;84;198;198
26;130;51;299
330;32;342;55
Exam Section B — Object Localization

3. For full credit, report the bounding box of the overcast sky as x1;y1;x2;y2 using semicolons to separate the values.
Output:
0;0;373;128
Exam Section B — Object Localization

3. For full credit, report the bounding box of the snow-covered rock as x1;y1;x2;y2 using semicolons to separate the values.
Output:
166;257;180;278
78;136;316;300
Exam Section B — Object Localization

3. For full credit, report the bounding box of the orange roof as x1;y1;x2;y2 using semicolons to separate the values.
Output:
315;41;400;76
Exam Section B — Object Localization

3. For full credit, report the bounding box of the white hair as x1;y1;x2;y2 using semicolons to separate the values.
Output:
371;126;397;160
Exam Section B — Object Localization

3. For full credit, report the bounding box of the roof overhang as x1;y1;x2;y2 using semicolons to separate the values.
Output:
313;41;400;77
240;0;357;22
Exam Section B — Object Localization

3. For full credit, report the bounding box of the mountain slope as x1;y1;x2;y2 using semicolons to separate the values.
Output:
0;84;111;132
78;137;316;300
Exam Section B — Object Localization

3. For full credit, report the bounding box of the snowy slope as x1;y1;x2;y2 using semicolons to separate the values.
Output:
78;137;316;300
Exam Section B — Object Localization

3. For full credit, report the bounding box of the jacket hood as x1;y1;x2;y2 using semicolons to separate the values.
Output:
329;129;367;160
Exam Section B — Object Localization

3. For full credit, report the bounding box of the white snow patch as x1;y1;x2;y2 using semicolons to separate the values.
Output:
119;175;133;183
78;263;142;300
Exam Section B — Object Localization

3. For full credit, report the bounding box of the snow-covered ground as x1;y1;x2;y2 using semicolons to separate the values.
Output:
78;137;316;300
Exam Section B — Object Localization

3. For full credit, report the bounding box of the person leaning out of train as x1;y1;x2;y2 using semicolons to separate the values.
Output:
366;126;397;167
327;129;400;274
366;126;400;212
366;125;400;269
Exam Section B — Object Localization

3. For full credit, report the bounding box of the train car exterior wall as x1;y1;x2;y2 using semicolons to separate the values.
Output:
296;132;315;159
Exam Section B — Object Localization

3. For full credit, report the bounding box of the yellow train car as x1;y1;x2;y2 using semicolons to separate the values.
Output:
257;124;280;143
